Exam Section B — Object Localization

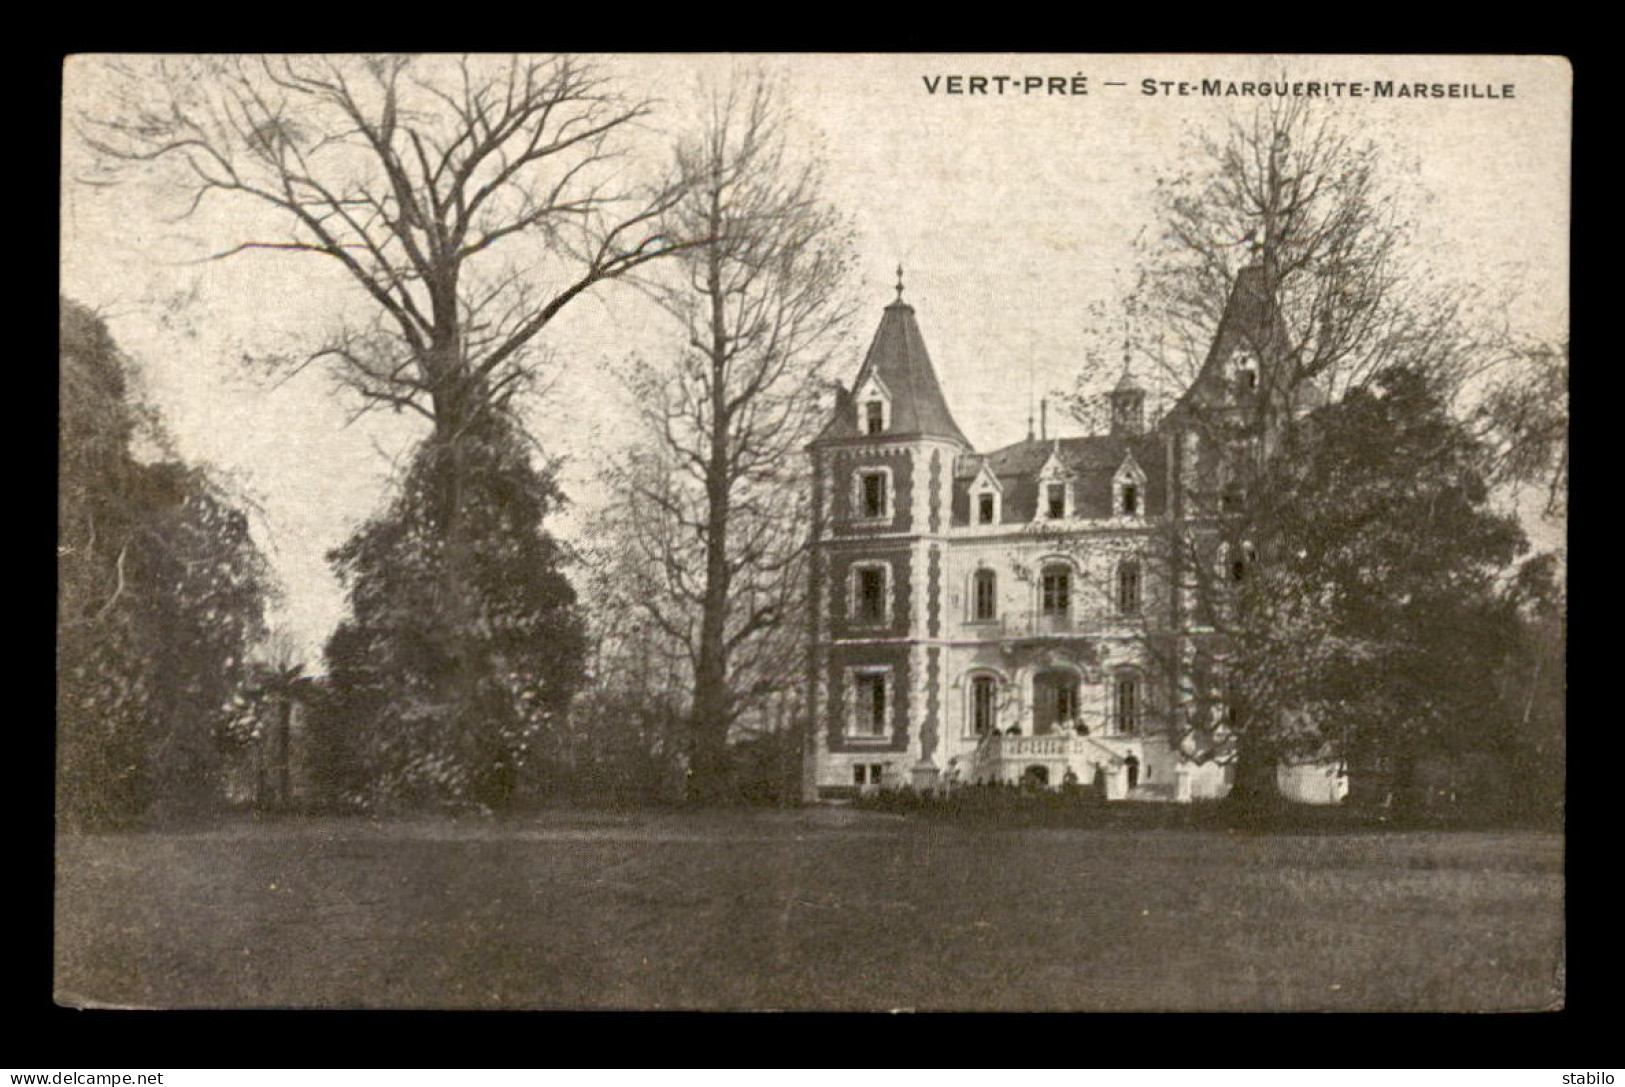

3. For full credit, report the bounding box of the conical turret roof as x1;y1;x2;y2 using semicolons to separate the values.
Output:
813;293;970;446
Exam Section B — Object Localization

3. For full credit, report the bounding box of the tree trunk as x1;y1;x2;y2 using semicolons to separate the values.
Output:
687;237;736;805
426;302;499;810
1227;728;1283;816
277;699;292;809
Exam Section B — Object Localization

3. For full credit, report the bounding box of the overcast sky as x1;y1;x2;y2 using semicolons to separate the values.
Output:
61;54;1570;661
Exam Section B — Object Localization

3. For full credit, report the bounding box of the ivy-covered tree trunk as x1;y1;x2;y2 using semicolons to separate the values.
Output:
58;299;271;828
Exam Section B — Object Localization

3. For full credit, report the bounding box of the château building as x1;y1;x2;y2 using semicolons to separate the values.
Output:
804;268;1346;803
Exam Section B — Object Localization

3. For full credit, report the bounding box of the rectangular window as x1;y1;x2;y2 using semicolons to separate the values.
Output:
1115;676;1139;733
854;765;868;786
1122;484;1139;515
865;401;885;435
857;567;886;623
978;493;995;524
1118;564;1141;615
1047;483;1066;519
1056;684;1076;722
972;676;997;735
870;763;885;785
973;571;996;621
1041;569;1070;615
860;472;887;519
854;673;887;736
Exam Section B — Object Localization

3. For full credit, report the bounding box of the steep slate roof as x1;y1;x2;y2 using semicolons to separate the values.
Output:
812;298;970;447
951;434;1168;525
1170;264;1322;421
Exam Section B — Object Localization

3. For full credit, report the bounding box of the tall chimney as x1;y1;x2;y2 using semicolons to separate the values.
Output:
1040;398;1048;441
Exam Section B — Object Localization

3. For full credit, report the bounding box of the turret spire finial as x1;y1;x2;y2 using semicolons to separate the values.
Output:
895;263;905;302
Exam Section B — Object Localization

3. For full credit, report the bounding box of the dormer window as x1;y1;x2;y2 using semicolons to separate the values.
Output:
969;464;1003;526
1113;454;1147;521
1234;352;1259;391
1036;446;1073;521
865;400;886;435
854;373;892;436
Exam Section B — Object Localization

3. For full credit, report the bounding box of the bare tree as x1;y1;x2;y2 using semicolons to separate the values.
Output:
1474;338;1569;521
596;76;855;801
78;56;716;805
79;54;711;441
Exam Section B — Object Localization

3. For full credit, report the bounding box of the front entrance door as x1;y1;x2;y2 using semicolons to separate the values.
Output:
1032;671;1079;735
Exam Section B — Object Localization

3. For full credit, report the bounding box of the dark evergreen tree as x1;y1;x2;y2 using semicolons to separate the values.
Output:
325;415;588;812
1241;364;1544;811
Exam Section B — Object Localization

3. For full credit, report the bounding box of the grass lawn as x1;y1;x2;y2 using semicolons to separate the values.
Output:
54;807;1563;1011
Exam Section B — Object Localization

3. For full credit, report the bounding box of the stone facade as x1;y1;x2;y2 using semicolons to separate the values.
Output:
806;271;1342;803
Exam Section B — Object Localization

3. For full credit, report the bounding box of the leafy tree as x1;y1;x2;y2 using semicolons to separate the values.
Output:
58;298;272;826
1238;365;1533;808
324;414;588;812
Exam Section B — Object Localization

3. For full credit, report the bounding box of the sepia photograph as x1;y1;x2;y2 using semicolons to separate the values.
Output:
56;52;1568;1012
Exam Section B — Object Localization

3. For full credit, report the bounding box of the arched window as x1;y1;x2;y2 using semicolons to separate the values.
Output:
1033;669;1080;735
1113;672;1141;734
1040;563;1071;617
1230;541;1256;583
969;674;999;736
1117;559;1142;615
971;569;998;622
1121;483;1139;515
